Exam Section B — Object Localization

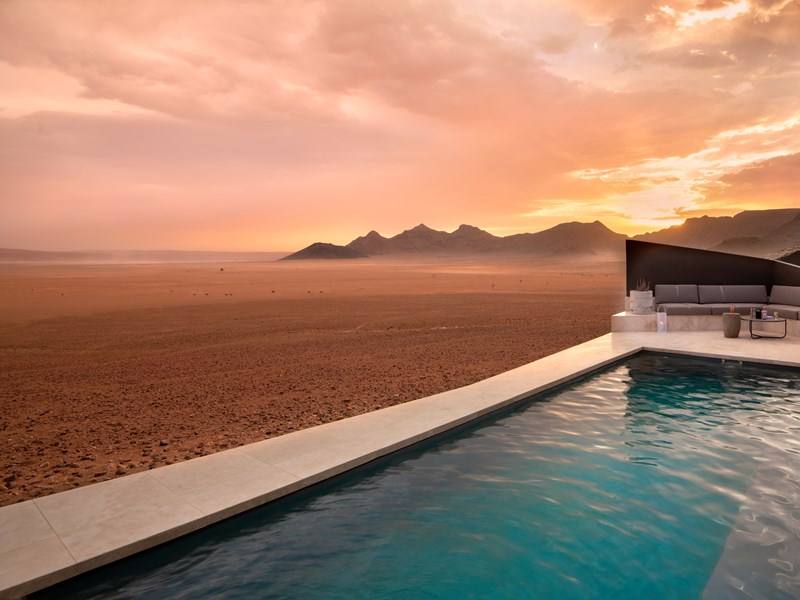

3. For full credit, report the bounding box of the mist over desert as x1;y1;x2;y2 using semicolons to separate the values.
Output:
0;256;623;506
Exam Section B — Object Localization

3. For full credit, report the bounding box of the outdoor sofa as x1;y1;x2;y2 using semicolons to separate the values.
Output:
654;284;800;319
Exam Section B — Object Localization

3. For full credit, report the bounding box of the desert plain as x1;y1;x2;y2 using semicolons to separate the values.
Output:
0;256;624;506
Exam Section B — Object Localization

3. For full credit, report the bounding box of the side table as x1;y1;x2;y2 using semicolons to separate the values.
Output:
740;316;787;339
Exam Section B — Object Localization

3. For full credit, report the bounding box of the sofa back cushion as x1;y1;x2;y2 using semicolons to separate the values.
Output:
770;285;800;306
698;284;767;304
697;285;724;303
654;284;699;304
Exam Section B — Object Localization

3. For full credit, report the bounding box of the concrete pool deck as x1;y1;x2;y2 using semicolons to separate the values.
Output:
2;330;800;598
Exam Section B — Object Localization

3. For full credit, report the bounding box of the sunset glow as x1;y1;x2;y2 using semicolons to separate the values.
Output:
1;0;798;250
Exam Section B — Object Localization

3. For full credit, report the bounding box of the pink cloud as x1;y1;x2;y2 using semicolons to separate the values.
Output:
0;0;798;249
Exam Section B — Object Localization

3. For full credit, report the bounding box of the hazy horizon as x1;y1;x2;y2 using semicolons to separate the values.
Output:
1;206;798;255
3;218;624;254
2;1;799;251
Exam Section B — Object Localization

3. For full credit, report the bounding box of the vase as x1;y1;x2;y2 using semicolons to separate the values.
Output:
723;312;741;338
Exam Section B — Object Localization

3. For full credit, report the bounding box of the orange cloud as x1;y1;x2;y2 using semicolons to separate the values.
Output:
0;0;798;250
699;153;800;205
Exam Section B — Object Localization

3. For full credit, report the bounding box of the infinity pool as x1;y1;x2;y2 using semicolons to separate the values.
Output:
36;353;800;599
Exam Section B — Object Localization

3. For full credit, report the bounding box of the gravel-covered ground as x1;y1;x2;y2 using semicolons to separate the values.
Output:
0;258;624;505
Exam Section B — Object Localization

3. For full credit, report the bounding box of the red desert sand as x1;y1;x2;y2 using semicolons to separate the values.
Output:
0;257;624;506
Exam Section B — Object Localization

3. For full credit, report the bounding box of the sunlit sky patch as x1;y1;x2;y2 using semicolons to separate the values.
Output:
675;0;749;29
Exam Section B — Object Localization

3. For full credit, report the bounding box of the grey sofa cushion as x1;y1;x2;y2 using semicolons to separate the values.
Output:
769;285;800;306
704;303;765;315
654;284;699;304
697;285;724;303
657;303;712;315
764;304;800;319
698;285;767;304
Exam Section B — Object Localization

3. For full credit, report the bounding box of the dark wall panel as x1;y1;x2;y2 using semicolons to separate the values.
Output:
626;240;774;293
773;261;800;287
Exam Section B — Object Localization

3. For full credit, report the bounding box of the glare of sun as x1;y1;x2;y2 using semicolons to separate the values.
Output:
677;0;749;28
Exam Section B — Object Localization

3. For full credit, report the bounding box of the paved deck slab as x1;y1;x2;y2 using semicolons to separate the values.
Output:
2;331;799;598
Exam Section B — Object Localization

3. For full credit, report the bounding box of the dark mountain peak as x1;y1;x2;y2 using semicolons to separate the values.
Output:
501;220;626;255
779;249;800;266
738;208;800;219
551;220;586;229
590;220;610;228
405;223;438;234
548;220;623;237
634;208;800;249
389;223;449;252
281;242;366;260
393;224;447;239
779;212;800;227
589;220;621;234
346;229;391;255
452;224;496;239
558;219;600;227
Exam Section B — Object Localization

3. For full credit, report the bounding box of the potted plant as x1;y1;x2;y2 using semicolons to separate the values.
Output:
630;278;653;314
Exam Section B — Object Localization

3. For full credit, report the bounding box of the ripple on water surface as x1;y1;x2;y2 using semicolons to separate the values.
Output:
35;353;800;600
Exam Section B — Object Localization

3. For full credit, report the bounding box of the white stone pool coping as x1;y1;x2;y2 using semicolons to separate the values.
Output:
2;330;800;599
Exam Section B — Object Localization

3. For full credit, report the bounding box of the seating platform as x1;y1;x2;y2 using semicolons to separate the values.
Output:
612;311;800;337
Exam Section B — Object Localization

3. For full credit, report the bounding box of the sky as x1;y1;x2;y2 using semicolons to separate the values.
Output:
1;0;799;251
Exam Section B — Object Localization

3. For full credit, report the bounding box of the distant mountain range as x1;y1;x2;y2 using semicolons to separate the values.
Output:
633;208;800;259
282;221;626;260
2;208;798;264
282;208;800;262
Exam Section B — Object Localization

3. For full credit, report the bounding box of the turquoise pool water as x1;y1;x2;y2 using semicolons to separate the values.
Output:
36;353;800;599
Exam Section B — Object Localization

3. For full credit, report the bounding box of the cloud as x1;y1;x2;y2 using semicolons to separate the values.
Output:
698;0;739;10
564;110;800;234
0;0;798;249
621;0;799;85
535;31;580;54
0;0;342;120
699;152;800;205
